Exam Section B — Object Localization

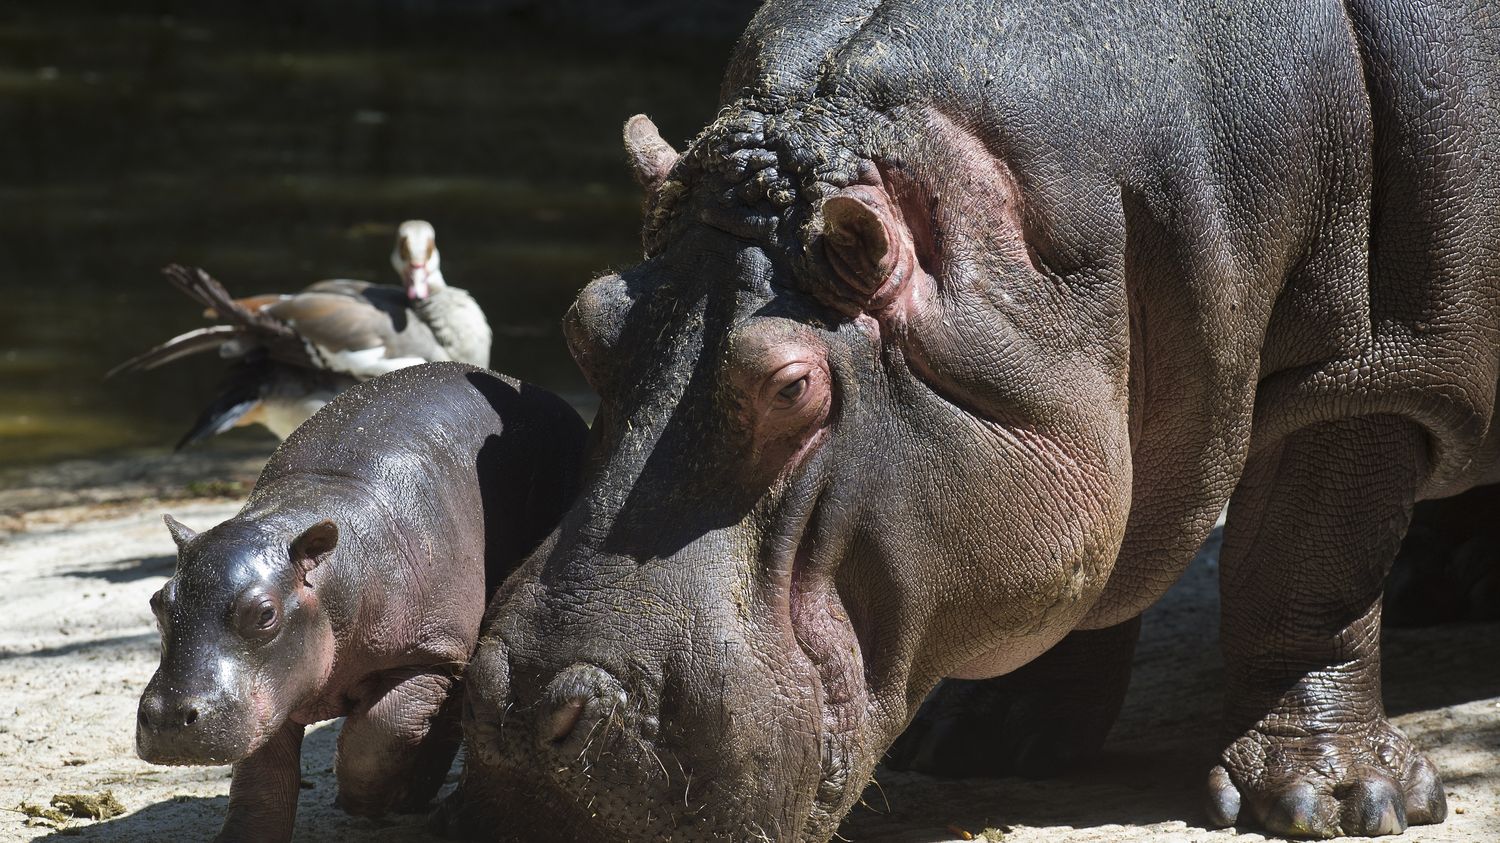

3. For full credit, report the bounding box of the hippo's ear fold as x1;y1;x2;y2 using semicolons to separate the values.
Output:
819;185;913;309
290;519;338;577
162;514;197;548
623;114;680;192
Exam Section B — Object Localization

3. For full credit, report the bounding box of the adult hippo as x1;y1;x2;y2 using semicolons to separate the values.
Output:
454;0;1500;839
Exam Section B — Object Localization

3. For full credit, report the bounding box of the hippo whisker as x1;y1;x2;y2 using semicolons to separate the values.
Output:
633;735;670;783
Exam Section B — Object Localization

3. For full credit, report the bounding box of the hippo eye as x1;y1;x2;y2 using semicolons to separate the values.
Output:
774;376;808;407
236;593;282;639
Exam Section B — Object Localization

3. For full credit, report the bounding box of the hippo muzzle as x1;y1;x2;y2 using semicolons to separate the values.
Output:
458;534;858;842
136;667;259;765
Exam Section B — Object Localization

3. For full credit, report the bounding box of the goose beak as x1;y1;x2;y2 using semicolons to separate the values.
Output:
405;264;431;300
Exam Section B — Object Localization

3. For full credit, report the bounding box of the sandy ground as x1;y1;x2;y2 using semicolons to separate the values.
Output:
1;453;1497;843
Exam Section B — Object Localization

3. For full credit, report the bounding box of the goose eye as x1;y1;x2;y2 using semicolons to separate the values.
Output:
776;377;808;405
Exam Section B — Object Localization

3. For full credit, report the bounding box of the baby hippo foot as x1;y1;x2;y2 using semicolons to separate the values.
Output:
1207;718;1446;837
885;619;1139;779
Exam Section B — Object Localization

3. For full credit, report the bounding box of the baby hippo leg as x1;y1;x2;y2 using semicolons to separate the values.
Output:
217;721;304;843
334;669;463;816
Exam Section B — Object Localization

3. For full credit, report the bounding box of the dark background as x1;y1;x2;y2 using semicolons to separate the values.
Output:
0;0;758;466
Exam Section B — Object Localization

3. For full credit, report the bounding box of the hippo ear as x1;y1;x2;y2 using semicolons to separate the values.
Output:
290;519;338;576
623;114;680;192
819;185;912;306
162;514;198;548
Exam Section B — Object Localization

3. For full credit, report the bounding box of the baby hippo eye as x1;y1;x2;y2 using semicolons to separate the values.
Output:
236;593;282;639
776;377;809;405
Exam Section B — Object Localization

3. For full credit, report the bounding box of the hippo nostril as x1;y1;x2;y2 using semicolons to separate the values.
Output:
545;697;587;743
539;663;625;750
139;693;204;732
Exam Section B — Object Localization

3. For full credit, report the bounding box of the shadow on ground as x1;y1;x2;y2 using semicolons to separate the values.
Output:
57;554;177;584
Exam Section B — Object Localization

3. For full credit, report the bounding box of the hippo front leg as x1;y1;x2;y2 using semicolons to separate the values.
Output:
218;721;304;843
334;669;463;817
1208;415;1446;837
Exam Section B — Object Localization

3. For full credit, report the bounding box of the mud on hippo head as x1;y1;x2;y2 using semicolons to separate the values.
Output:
461;107;1133;840
136;513;338;765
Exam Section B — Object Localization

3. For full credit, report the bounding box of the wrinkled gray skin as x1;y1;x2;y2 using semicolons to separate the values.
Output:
453;1;1500;840
136;363;586;843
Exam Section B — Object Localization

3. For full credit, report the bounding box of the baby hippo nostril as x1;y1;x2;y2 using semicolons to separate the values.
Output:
138;693;202;732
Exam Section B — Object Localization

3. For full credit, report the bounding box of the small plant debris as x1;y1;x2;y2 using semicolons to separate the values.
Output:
18;801;71;828
18;791;126;827
53;792;125;820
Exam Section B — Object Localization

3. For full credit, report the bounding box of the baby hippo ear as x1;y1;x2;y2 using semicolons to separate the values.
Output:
819;185;913;310
623;114;680;192
162;514;198;548
290;519;338;578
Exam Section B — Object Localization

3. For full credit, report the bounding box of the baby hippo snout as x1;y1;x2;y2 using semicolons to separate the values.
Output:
135;680;250;765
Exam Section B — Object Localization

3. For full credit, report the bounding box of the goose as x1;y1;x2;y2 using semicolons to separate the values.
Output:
110;221;492;447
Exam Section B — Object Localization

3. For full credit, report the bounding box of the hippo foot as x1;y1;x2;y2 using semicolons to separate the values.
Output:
1206;718;1447;837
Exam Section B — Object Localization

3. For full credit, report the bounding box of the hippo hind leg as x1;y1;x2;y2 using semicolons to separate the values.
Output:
884;616;1140;779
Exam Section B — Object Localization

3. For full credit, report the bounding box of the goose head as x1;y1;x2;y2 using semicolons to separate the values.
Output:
392;220;445;301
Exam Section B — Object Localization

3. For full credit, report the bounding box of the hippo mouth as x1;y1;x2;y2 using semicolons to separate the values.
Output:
748;473;876;838
135;683;285;767
135;719;258;767
784;542;872;838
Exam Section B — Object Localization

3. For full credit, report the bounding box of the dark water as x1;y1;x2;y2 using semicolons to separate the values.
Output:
0;1;737;467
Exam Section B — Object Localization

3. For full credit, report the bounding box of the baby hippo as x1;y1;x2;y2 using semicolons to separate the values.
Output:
135;362;587;843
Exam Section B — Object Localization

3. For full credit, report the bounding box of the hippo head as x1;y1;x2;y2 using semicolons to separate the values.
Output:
461;110;1133;840
136;513;338;765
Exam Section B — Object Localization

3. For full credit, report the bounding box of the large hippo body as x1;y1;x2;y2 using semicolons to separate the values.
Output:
136;363;587;841
456;1;1499;840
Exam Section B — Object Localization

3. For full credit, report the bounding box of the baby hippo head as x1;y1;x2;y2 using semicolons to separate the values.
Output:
136;513;338;765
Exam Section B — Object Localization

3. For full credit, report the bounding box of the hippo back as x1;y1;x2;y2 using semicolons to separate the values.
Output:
251;362;588;596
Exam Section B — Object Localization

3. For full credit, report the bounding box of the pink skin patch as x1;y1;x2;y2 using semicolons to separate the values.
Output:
727;325;835;479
